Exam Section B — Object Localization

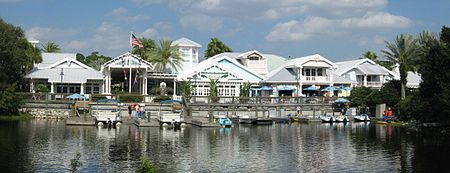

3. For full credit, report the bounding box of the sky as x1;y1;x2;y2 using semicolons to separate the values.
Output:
1;0;449;61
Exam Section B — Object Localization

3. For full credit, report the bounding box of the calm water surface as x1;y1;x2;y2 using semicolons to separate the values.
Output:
1;120;449;172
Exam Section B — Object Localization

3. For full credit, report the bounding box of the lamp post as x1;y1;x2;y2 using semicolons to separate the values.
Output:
60;68;64;102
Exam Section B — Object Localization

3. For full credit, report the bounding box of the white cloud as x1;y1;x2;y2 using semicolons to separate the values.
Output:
266;12;413;42
141;28;158;38
25;27;76;43
180;14;222;32
107;7;151;22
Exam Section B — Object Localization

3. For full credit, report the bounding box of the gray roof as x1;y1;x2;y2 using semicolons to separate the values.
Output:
333;74;358;84
37;53;77;68
265;54;288;72
27;68;103;83
335;59;362;75
359;64;390;75
171;37;201;47
264;68;296;82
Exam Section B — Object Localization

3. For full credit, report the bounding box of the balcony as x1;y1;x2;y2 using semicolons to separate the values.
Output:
357;81;383;87
304;76;330;82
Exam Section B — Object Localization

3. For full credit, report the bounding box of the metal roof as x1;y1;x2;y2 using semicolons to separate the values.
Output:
171;37;202;47
26;68;103;83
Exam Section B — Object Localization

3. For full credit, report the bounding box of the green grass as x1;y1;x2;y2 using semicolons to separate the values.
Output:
0;113;33;121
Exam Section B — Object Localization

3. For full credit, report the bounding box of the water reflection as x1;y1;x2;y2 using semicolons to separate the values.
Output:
1;120;450;172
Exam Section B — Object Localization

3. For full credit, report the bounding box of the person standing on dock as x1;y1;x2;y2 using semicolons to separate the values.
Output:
128;105;132;119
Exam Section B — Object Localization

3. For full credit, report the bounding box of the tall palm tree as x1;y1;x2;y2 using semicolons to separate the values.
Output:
41;42;60;53
132;37;157;59
361;51;378;61
24;43;42;72
146;40;182;73
381;34;419;99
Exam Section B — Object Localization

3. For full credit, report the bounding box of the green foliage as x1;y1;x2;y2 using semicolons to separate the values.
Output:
41;42;61;53
208;78;219;103
239;82;251;103
136;158;158;173
0;113;33;120
441;25;450;44
70;152;82;173
399;90;422;121
349;87;376;107
372;80;401;107
24;42;42;72
118;93;144;103
382;34;419;99
416;34;450;123
80;52;112;71
147;40;182;73
180;80;192;101
35;83;49;93
132;37;157;59
361;51;378;61
205;37;232;58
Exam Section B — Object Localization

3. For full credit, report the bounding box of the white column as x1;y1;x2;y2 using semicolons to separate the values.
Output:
173;80;177;97
108;75;112;94
380;75;385;85
50;82;54;93
30;81;34;92
363;75;368;87
80;83;84;94
129;67;132;93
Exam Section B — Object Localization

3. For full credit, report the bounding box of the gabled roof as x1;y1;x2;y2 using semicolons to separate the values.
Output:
407;71;422;87
171;37;201;48
263;67;297;83
335;58;394;76
285;54;337;68
177;53;264;82
235;50;265;59
101;52;154;71
26;52;103;83
36;53;77;69
264;54;288;72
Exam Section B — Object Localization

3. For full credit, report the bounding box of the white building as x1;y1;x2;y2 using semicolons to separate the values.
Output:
177;53;265;98
171;37;201;73
26;53;104;95
262;54;357;96
335;58;398;88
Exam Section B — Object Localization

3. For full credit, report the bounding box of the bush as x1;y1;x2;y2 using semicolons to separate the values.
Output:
136;158;157;173
153;95;171;103
119;94;144;103
0;84;22;115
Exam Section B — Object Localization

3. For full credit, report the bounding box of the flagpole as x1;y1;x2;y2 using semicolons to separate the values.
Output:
130;31;133;53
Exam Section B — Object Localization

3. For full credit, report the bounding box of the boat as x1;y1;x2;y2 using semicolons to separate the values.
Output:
335;115;350;123
217;116;233;127
376;121;388;125
157;100;183;127
94;110;121;127
320;115;336;123
354;114;370;122
239;115;256;124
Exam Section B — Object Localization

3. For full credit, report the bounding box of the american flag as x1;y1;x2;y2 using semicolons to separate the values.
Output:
131;34;144;48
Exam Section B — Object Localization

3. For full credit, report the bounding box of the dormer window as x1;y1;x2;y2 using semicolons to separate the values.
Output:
249;56;260;61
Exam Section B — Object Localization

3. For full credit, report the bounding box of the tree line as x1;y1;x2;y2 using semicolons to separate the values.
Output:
351;26;450;124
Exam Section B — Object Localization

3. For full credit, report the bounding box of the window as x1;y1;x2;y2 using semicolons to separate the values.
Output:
317;69;323;76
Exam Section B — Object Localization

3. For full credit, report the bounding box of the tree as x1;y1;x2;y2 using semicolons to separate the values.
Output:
146;40;182;73
0;18;36;114
76;53;87;64
84;52;112;71
415;29;450;123
180;80;192;102
24;42;42;72
132;37;157;59
361;51;378;61
204;37;232;58
441;25;450;44
41;42;61;53
381;34;419;100
208;78;219;103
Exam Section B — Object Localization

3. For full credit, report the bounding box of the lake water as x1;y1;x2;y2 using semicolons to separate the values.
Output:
1;120;449;172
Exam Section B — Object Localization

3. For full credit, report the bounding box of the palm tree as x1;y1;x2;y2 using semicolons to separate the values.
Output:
41;42;60;53
205;37;232;58
381;34;419;99
132;37;157;59
361;51;378;61
146;40;182;73
24;42;42;72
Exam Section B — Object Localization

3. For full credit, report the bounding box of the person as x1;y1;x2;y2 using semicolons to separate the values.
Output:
139;106;145;119
127;105;132;119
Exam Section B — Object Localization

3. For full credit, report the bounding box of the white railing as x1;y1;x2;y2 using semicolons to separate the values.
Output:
304;76;330;82
367;81;383;87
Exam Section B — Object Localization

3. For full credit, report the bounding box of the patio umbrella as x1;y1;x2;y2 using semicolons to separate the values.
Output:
303;86;319;91
340;87;352;91
335;98;350;103
261;86;273;91
66;93;85;99
321;86;337;92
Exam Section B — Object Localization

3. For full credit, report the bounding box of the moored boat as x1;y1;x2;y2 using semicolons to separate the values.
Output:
217;115;233;127
335;115;349;123
321;115;336;123
354;114;370;122
239;115;256;124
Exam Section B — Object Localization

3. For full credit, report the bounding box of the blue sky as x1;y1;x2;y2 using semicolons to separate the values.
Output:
1;0;449;61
